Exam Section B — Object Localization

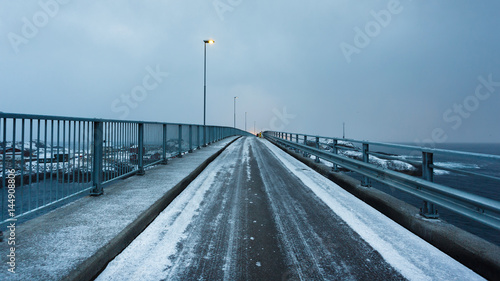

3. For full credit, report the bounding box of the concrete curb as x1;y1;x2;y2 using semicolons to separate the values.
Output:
267;138;500;280
64;137;242;281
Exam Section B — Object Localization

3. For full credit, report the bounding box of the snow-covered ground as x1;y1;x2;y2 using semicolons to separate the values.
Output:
262;140;483;281
97;137;483;280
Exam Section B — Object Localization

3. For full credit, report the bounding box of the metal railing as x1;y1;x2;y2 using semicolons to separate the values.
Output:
264;131;500;231
0;112;251;228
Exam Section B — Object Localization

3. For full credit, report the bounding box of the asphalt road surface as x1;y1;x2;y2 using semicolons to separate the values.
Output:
97;137;482;281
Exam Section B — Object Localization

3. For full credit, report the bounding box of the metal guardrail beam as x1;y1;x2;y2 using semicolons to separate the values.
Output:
265;132;500;231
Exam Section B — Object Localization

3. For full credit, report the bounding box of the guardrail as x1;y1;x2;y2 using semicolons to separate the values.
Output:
0;112;251;228
264;131;500;231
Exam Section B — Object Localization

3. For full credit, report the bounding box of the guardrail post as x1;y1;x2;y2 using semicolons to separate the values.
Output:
161;124;168;165
303;135;308;157
197;125;201;149
361;143;371;187
421;151;438;218
295;134;299;153
315;136;320;163
178;125;183;158
137;123;145;176
90;121;104;196
189;125;193;153
332;139;339;172
202;125;207;147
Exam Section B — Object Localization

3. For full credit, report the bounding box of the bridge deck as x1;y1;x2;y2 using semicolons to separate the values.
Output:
0;137;238;281
97;137;482;280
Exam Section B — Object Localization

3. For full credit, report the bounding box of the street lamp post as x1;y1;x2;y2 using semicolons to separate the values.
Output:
203;39;215;146
233;96;238;128
245;112;247;132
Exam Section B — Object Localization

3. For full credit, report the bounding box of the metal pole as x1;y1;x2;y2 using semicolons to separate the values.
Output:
421;152;438;218
245;112;247;131
361;143;370;187
203;42;207;147
137;123;145;176
91;121;104;195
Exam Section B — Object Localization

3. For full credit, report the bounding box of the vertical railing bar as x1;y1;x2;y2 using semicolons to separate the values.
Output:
178;125;182;158
108;122;112;181
77;121;81;189
1;118;6;221
117;122;121;175
113;122;117;180
421;151;438;219
50;120;55;202
197;125;201;149
104;122;108;182
11;119;16;177
162;124;167;164
91;121;103;195
65;120;69;197
58;120;63;200
361;143;371;187
189;125;193;153
85;121;89;184
82;121;86;183
109;122;113;181
69;120;73;194
36;119;40;210
20;119;25;214
137;123;144;175
29;119;33;212
121;122;125;174
72;121;76;194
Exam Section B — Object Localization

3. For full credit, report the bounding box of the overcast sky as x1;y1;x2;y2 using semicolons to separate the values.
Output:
1;0;499;144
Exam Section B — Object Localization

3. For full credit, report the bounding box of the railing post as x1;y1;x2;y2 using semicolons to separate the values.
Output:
361;143;371;187
332;139;339;172
315;136;320;163
161;124;168;165
137;123;145;176
178;125;183;158
202;125;207;147
189;125;193;153
421;151;438;218
197;125;201;149
303;135;308;157
90;121;104;196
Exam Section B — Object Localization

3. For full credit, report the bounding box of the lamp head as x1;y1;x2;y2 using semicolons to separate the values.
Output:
204;39;215;44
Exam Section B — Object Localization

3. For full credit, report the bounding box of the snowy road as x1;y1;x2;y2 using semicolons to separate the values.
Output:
97;137;483;281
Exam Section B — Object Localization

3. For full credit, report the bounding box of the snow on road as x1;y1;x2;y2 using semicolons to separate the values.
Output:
96;137;483;281
262;139;483;281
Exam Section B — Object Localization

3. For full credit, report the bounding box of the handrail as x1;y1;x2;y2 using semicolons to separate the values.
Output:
264;131;500;231
0;112;252;228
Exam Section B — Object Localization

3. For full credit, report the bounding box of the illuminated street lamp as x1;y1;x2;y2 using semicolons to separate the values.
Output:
203;39;215;146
